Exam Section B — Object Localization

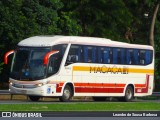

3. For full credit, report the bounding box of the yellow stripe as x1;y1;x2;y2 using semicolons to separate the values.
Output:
73;66;154;74
129;68;154;73
73;66;89;71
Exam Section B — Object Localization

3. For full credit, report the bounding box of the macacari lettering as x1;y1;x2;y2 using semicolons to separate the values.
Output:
90;66;129;74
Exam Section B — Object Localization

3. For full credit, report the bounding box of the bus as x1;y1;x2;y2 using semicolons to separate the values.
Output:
4;36;154;102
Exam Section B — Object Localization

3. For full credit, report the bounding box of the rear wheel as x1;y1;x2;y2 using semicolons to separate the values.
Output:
28;96;41;101
118;86;134;102
124;86;134;102
59;85;73;102
92;97;106;101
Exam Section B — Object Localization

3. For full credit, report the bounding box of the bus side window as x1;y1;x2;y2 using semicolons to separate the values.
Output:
120;48;125;64
113;48;118;64
97;47;105;63
133;49;139;65
88;46;93;63
117;49;121;64
92;47;96;63
104;47;109;64
83;46;88;62
126;49;134;65
82;46;95;63
145;50;153;64
139;50;145;65
97;47;102;63
77;46;82;62
113;48;122;64
109;48;113;64
66;45;80;65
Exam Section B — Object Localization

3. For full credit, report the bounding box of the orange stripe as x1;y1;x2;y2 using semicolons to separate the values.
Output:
129;68;154;74
73;66;90;71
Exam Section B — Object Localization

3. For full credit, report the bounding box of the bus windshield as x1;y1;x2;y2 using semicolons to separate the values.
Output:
10;47;50;80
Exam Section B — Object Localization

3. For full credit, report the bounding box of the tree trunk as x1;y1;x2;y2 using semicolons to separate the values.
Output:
149;1;160;47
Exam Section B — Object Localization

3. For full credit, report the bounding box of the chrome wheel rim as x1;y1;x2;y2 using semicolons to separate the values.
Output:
64;89;70;100
126;89;132;100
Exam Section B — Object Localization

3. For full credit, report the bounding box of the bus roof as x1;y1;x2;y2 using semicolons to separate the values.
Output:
18;35;153;50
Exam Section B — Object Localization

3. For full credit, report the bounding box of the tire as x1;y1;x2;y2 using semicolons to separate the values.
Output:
124;86;134;102
92;97;106;101
59;85;73;102
28;96;41;101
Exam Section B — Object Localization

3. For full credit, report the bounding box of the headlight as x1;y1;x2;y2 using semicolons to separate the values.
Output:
35;81;50;87
9;81;13;85
36;83;44;87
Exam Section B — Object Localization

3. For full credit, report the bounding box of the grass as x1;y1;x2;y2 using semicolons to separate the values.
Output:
0;102;160;111
0;95;160;111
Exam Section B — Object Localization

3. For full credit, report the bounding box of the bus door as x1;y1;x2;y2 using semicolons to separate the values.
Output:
64;45;82;94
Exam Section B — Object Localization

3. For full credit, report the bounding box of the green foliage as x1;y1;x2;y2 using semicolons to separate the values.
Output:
0;62;3;74
0;0;64;83
58;12;82;35
61;0;134;41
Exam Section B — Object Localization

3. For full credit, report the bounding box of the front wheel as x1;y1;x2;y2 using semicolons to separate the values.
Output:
59;85;73;102
28;96;41;101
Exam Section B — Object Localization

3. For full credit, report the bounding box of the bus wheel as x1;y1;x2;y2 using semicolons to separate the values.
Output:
92;97;106;101
124;86;134;102
28;96;41;101
59;85;72;102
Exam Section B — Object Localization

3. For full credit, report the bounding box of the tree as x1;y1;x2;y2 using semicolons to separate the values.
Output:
0;0;63;85
58;11;82;35
149;0;160;47
61;0;134;41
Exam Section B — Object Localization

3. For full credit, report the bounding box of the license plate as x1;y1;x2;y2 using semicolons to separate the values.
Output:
21;90;27;94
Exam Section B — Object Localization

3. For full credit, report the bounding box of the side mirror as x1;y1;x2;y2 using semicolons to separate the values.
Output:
43;51;59;65
4;50;14;64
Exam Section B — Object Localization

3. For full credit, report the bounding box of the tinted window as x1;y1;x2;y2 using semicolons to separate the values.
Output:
47;44;67;76
145;50;153;64
66;45;81;65
66;44;153;66
103;47;110;64
52;44;67;57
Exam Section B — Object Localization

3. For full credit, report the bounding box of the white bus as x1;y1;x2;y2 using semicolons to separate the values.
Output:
4;36;154;102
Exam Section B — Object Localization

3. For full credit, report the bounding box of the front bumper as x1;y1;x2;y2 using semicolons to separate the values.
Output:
9;84;60;97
